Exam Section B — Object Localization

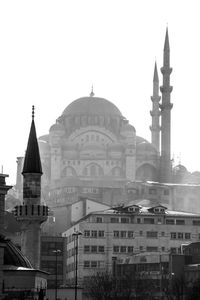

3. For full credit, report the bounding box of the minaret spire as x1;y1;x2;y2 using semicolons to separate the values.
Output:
160;28;173;183
150;61;161;153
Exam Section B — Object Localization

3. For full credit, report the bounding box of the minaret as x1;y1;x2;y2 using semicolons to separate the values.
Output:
150;62;161;153
14;107;48;269
160;28;173;182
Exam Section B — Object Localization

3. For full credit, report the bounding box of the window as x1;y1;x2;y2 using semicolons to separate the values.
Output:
185;233;191;240
114;231;119;238
161;247;165;252
157;218;162;224
139;246;143;251
128;231;134;238
146;231;158;238
176;219;185;225
111;217;119;223
193;220;200;226
166;219;175;225
84;245;90;253
121;217;129;223
113;246;120;253
171;232;177;239
96;217;103;223
144;218;155;224
164;189;169;195
91;231;97;238
84;261;90;268
120;231;127;238
120;246;126;253
91;246;97;253
98;231;105;238
128;246;134;253
98;246;105;253
161;232;165;237
178;232;184;239
139;231;143;236
146;246;158;252
91;261;97;268
137;218;141;224
84;230;90;237
149;188;157;195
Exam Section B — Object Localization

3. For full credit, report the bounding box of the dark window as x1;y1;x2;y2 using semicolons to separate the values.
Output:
96;217;103;223
146;246;158;252
171;232;177;239
98;246;105;253
120;231;127;238
146;231;158;238
121;217;129;223
84;230;90;237
111;217;119;223
176;219;185;225
193;220;200;226
166;219;175;225
120;246;126;253
113;246;119;253
84;245;90;253
98;231;105;237
185;233;191;240
91;246;97;253
144;218;155;224
84;261;90;268
114;231;119;238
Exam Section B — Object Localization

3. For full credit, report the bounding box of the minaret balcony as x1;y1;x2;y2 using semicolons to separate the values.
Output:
160;86;173;93
13;204;48;222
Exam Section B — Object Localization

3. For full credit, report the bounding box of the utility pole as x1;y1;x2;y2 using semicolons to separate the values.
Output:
53;249;61;300
72;231;82;300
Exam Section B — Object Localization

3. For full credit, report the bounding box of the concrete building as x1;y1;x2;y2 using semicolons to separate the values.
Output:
62;204;200;284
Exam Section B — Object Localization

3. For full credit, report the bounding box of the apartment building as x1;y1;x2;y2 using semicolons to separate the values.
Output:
62;203;200;284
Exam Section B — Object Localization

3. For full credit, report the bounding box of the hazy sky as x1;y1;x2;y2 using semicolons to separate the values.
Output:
0;0;200;184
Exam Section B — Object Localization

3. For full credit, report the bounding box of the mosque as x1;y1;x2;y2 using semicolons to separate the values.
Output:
14;29;200;233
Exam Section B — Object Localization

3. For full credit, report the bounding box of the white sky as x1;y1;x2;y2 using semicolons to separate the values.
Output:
0;0;200;184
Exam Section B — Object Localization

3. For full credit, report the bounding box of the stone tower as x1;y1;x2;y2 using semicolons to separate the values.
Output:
160;28;173;182
15;107;48;269
150;62;161;153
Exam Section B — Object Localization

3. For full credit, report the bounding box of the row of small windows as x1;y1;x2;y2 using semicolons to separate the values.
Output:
90;216;200;225
64;160;121;166
84;245;105;253
84;230;105;238
113;246;167;253
84;260;105;269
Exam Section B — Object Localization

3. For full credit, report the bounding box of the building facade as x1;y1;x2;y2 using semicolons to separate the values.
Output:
63;204;200;284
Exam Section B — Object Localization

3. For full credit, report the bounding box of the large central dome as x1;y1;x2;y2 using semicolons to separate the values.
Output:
62;96;122;116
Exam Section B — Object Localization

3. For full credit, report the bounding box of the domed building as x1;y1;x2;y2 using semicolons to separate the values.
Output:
14;29;176;232
39;94;159;188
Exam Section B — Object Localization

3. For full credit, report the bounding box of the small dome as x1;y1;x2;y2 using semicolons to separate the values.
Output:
173;164;188;173
62;96;122;117
136;140;157;154
121;124;136;132
50;122;65;132
1;235;32;268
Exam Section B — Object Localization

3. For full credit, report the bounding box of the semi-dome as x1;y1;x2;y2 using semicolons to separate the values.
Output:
62;96;122;117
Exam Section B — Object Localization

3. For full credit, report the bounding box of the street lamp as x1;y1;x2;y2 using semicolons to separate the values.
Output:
53;249;61;300
72;231;82;300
